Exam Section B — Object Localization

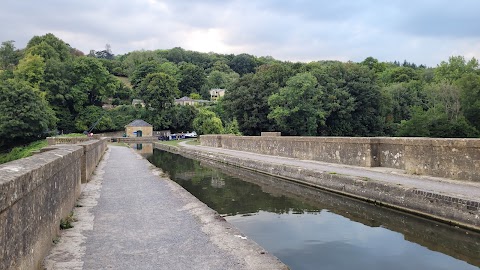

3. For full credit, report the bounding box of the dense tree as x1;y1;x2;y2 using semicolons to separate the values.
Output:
168;105;198;132
223;63;296;135
311;62;384;136
139;72;179;129
193;108;224;135
435;56;479;82
458;73;480;130
107;105;146;131
0;80;56;147
26;33;71;62
71;57;117;108
13;54;45;89
0;40;20;70
2;33;480;144
129;60;161;89
120;50;164;76
229;53;257;76
268;73;325;136
178;62;206;96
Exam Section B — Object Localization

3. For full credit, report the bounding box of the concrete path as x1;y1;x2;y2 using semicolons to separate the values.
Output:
44;145;286;270
181;142;480;201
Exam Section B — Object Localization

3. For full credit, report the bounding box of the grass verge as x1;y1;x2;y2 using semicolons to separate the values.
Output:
0;140;48;164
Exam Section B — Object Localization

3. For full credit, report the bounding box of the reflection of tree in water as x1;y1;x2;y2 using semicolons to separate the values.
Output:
147;149;317;216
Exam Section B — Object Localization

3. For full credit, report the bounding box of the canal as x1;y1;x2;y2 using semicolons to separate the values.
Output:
146;147;480;270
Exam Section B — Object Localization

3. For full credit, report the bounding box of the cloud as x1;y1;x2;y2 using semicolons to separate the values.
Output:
1;0;479;66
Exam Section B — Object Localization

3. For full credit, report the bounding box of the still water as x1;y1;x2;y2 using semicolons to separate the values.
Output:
146;148;480;270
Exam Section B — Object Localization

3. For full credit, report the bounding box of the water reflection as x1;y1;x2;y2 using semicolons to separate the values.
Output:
129;143;153;157
148;149;480;270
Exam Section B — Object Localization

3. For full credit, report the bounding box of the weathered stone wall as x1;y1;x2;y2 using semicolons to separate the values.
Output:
201;136;379;167
79;138;108;184
200;135;480;182
0;139;107;270
261;132;281;137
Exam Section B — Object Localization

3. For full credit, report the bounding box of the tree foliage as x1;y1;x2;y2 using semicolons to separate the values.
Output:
0;80;56;147
193;108;224;135
1;32;479;149
268;73;325;136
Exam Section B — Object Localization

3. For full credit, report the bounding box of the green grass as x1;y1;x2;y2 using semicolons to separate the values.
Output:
115;75;133;89
0;140;48;164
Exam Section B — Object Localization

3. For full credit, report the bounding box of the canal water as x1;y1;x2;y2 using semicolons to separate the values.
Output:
146;148;480;270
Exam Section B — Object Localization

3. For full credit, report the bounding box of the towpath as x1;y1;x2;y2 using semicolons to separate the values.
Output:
44;145;287;270
180;142;480;202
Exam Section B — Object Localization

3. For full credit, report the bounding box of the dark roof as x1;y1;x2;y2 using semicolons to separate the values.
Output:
125;119;152;127
175;96;194;101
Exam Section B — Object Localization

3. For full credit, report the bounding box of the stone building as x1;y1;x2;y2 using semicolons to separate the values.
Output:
209;89;225;101
125;119;153;137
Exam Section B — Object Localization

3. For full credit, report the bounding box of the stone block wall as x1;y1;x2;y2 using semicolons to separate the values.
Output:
0;139;107;269
378;137;480;181
261;132;281;137
200;135;480;182
202;136;378;167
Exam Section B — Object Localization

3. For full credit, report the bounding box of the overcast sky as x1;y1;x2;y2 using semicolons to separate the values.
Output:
1;0;479;66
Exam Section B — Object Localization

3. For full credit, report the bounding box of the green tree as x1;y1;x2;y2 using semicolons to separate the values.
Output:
268;73;325;136
74;106;114;132
26;41;61;61
457;73;480;131
193;108;224;135
223;63;295;135
204;70;239;90
435;56;479;82
168;105;198;132
71;57;117;107
397;107;478;138
120;50;164;76
14;54;46;89
229;53;257;76
0;80;57;147
312;62;384;136
139;72;179;129
224;119;241;135
178;62;206;96
129;60;161;89
26;33;71;62
40;59;76;132
0;40;19;70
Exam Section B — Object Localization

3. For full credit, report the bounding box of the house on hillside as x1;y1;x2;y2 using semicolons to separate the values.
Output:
132;99;145;107
125;119;153;137
209;89;225;101
174;96;210;106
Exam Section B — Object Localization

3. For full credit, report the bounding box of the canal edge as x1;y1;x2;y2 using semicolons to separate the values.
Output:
153;142;480;233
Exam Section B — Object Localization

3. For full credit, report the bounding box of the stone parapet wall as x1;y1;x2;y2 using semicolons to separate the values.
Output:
261;132;281;137
78;138;108;184
47;137;91;145
200;135;480;182
0;139;107;270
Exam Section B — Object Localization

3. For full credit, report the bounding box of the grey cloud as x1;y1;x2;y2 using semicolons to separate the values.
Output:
0;0;479;66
